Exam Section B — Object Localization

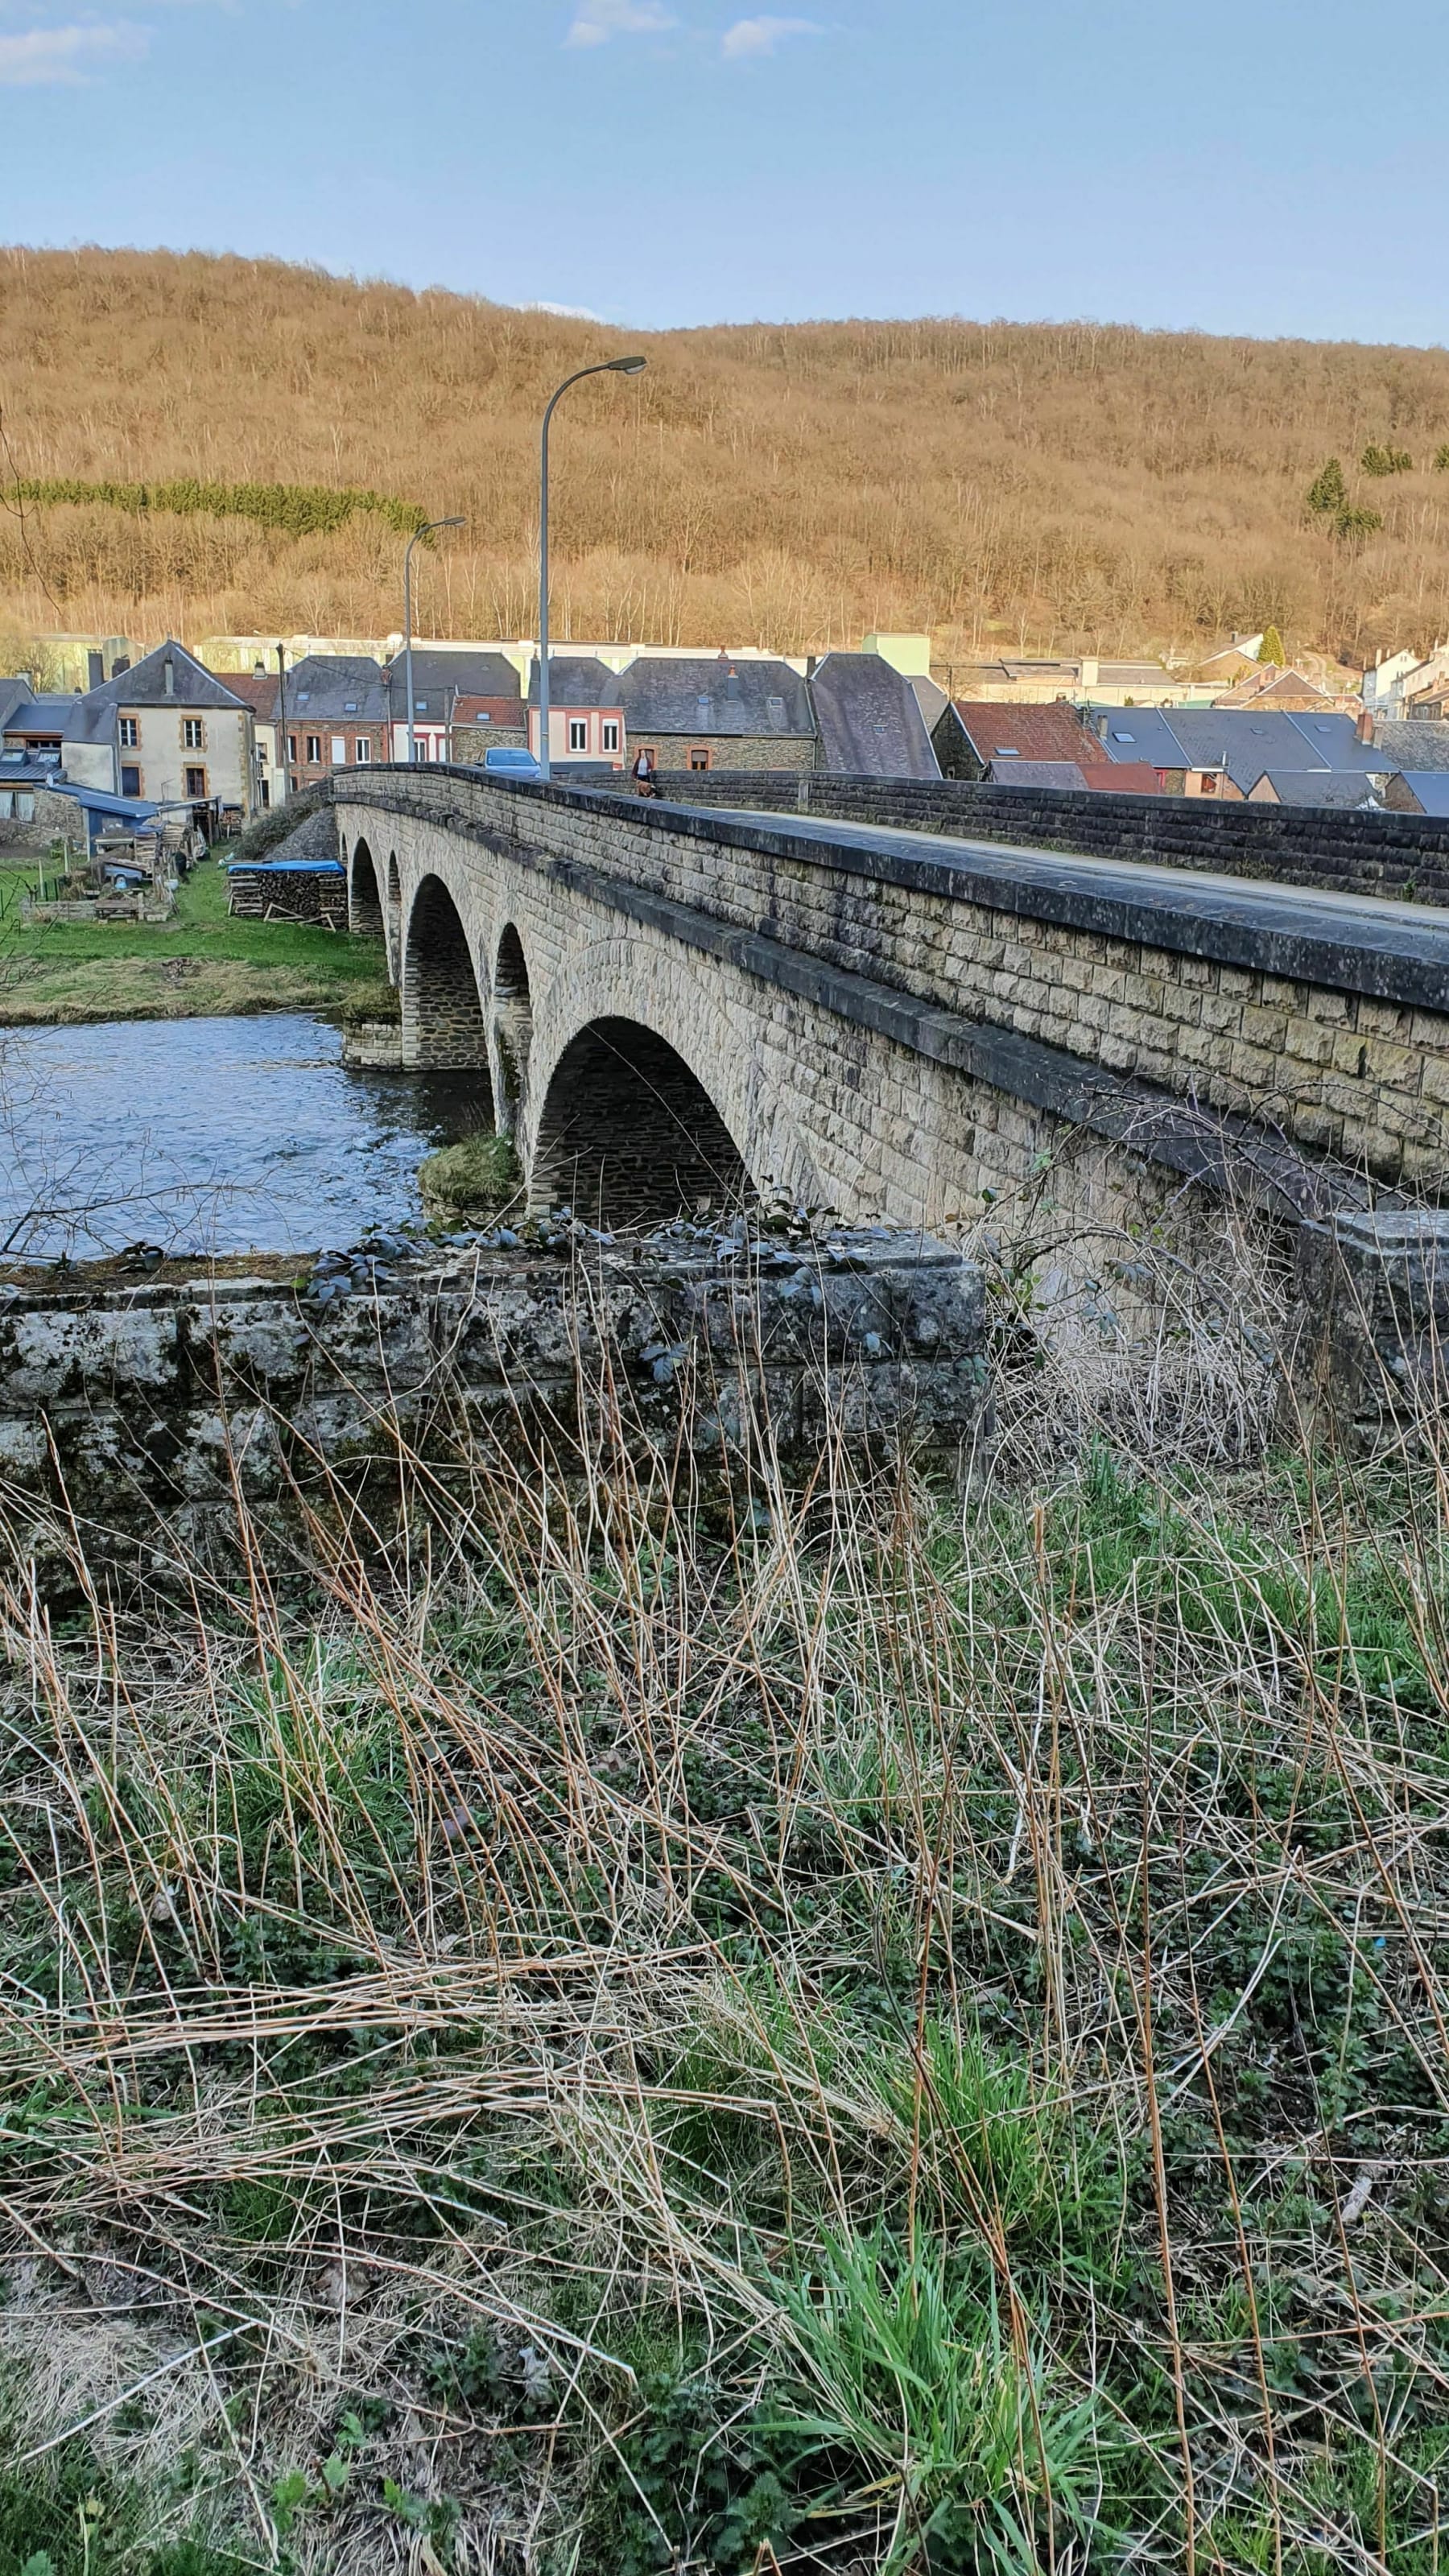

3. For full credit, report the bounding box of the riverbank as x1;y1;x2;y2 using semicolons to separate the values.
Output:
0;1332;1442;2572
0;851;388;1024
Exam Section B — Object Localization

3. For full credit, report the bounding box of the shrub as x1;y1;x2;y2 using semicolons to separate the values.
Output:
419;1132;522;1216
1257;623;1286;664
1335;503;1385;539
1360;442;1414;476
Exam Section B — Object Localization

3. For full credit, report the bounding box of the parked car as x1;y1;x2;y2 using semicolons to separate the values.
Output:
483;745;542;779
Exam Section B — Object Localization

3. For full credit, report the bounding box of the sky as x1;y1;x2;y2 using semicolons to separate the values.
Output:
0;0;1446;345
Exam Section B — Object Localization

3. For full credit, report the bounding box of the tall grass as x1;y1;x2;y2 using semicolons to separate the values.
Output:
0;1225;1444;2574
5;246;1449;663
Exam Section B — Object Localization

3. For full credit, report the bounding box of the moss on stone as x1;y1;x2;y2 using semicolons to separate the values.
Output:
340;980;401;1027
419;1132;522;1216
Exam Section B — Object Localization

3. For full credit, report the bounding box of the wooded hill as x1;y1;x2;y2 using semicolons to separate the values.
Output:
4;245;1449;668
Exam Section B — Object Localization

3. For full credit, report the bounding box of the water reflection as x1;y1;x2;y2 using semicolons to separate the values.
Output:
0;1013;485;1258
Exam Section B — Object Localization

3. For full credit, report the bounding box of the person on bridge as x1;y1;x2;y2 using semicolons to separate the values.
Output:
632;748;658;798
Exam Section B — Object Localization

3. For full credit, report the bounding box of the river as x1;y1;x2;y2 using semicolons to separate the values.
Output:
0;1013;483;1259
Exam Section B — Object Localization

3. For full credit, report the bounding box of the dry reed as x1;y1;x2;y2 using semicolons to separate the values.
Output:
0;1220;1444;2574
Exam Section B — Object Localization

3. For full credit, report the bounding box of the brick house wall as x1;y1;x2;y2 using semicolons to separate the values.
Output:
287;719;391;795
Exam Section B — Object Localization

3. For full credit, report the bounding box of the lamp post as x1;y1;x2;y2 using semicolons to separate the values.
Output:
538;357;646;784
404;518;464;766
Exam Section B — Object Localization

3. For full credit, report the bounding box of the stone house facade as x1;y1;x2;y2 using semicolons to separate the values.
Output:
86;640;254;818
615;655;815;776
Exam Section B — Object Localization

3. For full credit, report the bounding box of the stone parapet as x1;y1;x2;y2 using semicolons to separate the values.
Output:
625;769;1449;907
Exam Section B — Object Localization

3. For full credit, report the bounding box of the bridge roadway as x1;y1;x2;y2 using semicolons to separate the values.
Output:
334;768;1449;1243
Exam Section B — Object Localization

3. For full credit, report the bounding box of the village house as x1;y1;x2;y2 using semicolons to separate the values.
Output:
527;658;625;770
215;667;289;810
1360;642;1449;724
614;655;814;776
387;650;526;763
933;698;1103;780
86;640;255;821
282;657;391;792
0;683;119;793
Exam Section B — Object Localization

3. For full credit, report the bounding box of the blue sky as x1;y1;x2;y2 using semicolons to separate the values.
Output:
1;0;1445;345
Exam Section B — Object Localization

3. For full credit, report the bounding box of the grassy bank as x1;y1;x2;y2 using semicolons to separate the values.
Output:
0;1319;1444;2575
0;855;386;1024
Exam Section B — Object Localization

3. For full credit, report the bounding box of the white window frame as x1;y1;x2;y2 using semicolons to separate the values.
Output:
568;717;588;753
118;716;139;749
354;737;372;765
330;736;348;766
305;734;321;764
183;717;205;751
602;720;620;753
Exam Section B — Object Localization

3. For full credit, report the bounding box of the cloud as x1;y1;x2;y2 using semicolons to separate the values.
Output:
0;19;148;80
565;0;675;45
720;12;819;56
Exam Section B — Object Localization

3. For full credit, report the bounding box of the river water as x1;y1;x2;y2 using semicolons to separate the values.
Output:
0;1013;484;1259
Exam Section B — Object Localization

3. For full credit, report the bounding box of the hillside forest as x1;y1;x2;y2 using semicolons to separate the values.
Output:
5;246;1449;667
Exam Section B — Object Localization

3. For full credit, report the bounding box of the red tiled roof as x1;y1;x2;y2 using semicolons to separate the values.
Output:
952;700;1098;765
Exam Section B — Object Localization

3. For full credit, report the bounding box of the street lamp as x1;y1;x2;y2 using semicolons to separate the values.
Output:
538;357;646;783
404;518;464;766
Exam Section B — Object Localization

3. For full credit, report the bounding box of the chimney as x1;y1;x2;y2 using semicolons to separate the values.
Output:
163;651;175;698
1356;703;1375;744
86;651;103;690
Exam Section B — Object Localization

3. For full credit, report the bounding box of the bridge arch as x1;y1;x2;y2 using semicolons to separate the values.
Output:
531;1015;753;1226
491;925;534;1139
349;836;383;939
402;873;493;1104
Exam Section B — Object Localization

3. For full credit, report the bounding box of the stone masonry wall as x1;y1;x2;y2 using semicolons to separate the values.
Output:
336;772;1449;1216
0;1235;990;1564
636;734;818;776
634;769;1449;906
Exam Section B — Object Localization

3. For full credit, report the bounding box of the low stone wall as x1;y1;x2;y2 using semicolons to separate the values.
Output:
629;770;1449;907
0;1231;990;1567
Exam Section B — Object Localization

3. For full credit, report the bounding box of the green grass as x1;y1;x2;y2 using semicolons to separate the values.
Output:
0;854;385;1022
0;1344;1447;2569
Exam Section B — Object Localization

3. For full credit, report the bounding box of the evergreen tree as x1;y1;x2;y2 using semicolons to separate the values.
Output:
1257;625;1286;665
1361;443;1413;476
1307;457;1347;514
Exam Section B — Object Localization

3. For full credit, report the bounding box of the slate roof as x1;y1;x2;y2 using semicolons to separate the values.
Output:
3;693;118;749
986;759;1087;789
1370;720;1449;772
527;655;621;709
0;677;35;730
950;700;1100;767
1084;707;1191;767
1253;771;1387;808
615;655;812;737
809;654;939;778
389;650;522;714
1168;709;1382;793
284;656;391;724
1397;771;1449;815
87;639;249;712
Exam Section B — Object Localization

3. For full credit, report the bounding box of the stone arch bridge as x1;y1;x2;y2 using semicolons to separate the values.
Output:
334;768;1449;1244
